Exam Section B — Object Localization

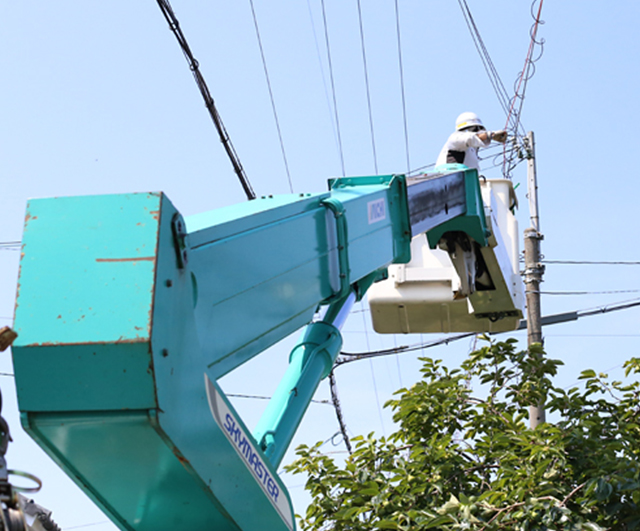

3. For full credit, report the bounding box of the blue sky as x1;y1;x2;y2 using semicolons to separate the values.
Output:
1;1;639;529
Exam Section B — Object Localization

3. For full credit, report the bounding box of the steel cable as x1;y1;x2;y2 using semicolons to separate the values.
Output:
356;0;379;174
248;0;294;193
394;0;411;173
320;0;346;176
155;0;256;200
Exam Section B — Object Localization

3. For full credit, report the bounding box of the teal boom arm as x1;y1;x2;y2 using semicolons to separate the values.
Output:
11;170;485;531
253;291;356;468
184;174;411;381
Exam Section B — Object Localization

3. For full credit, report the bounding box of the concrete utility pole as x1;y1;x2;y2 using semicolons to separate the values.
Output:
523;131;546;428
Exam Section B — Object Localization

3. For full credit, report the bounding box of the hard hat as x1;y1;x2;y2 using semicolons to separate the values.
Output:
455;112;485;131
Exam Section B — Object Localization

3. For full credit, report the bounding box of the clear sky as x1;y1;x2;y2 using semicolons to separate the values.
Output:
1;1;639;529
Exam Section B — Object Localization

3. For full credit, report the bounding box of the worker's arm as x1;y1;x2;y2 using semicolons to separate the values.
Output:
478;130;507;143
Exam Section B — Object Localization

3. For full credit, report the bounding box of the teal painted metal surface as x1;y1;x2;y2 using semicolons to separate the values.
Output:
185;177;411;380
14;193;160;346
425;168;489;248
329;174;412;265
12;176;415;530
13;192;296;530
11;170;491;530
14;193;161;413
253;294;353;468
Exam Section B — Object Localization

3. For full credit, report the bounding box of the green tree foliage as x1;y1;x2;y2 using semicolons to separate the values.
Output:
286;339;640;530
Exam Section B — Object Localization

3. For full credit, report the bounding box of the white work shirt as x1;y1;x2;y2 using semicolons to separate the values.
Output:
435;131;490;171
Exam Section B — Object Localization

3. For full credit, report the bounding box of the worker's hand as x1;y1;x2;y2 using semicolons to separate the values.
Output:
491;130;507;143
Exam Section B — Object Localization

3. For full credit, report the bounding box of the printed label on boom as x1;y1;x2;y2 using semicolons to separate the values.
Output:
205;376;294;531
368;198;386;224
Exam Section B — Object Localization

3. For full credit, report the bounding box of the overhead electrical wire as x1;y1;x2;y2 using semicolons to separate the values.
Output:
320;0;346;176
248;0;294;193
457;0;545;179
457;0;513;124
360;302;386;436
155;0;256;200
502;0;545;177
356;0;379;174
394;0;411;173
305;0;346;174
540;289;640;296
336;297;640;365
328;371;352;454
542;259;640;266
504;0;545;140
227;393;330;405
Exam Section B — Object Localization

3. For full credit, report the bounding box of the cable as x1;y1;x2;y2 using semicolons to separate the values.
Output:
66;523;110;530
0;241;21;252
407;162;436;176
502;0;545;177
337;333;476;365
504;0;545;134
155;0;256;200
226;393;330;405
355;0;378;174
359;304;387;436
542;260;640;266
457;0;545;179
337;298;640;365
320;0;346;176
394;0;411;173
540;289;640;296
305;0;345;173
577;299;640;318
248;0;294;193
457;0;512;122
328;370;352;454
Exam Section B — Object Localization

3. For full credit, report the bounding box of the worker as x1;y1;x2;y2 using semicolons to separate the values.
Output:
436;112;507;172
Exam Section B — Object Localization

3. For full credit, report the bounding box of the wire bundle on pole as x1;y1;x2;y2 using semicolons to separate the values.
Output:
457;0;545;179
502;0;545;177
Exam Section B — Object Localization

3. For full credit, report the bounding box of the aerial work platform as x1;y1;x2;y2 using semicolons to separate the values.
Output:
368;177;524;333
11;170;524;530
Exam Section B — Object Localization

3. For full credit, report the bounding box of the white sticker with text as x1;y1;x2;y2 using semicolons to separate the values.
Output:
368;198;386;224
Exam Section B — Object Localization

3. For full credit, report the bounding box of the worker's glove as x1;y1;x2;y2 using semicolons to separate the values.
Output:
490;130;507;143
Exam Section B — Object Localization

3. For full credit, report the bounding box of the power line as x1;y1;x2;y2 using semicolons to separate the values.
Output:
66;522;111;529
328;370;352;454
360;302;386;436
540;289;640;296
542;260;640;266
227;393;330;405
320;0;346;176
355;0;378;174
336;298;640;365
248;0;294;193
305;0;344;170
155;0;256;200
457;0;513;123
502;0;545;177
0;241;21;251
456;0;545;179
504;0;545;135
394;0;411;173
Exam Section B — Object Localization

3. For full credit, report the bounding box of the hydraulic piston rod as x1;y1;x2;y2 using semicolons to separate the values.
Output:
253;292;356;467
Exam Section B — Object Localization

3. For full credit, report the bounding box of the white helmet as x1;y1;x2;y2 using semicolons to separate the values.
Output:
455;112;485;131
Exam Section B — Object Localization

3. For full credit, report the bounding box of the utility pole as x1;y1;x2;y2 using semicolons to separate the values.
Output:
523;131;546;428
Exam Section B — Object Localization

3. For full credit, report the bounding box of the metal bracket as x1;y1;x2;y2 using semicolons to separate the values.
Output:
171;214;189;269
321;198;351;302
